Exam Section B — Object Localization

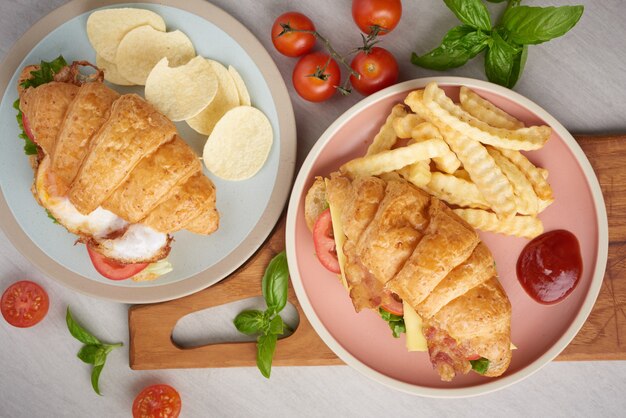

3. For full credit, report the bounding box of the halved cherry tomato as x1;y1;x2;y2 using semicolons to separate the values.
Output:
132;384;181;418
381;291;403;316
312;208;341;273
467;354;481;361
271;12;316;57
352;0;402;35
87;244;148;281
22;114;35;142
1;280;49;328
350;47;398;95
293;52;341;102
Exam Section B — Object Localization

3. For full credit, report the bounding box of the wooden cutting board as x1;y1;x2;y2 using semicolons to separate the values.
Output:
129;134;625;370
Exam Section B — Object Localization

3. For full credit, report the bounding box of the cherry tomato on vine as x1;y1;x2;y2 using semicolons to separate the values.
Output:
271;12;316;57
352;0;402;35
1;280;49;328
292;52;341;102
350;47;399;95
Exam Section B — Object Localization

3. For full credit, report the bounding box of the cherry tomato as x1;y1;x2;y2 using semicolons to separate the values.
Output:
293;52;340;102
312;208;341;273
271;12;316;57
381;291;403;316
87;245;148;281
350;47;399;95
22;114;35;142
1;280;49;328
132;384;181;418
352;0;402;35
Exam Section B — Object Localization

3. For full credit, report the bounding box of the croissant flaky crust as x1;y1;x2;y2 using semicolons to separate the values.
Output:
325;173;512;381
17;64;219;260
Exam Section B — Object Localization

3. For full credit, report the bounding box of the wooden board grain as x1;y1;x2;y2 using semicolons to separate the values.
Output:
129;134;625;369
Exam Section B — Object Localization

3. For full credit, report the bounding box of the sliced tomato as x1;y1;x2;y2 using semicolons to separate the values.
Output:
87;244;148;281
22;114;35;142
466;354;481;361
1;280;49;328
312;208;341;274
381;291;403;316
132;384;181;418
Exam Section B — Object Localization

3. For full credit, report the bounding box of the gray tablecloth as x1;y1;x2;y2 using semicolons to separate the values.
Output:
1;0;625;416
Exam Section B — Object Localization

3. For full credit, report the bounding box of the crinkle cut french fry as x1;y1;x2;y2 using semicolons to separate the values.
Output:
423;82;551;151
487;147;539;216
392;113;424;139
405;90;517;218
366;104;407;156
426;172;489;209
453;208;544;239
459;86;524;130
398;159;431;187
498;148;554;202
410;122;460;174
340;138;448;178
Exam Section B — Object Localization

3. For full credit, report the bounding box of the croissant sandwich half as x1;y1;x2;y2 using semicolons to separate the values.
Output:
305;173;512;381
16;59;219;278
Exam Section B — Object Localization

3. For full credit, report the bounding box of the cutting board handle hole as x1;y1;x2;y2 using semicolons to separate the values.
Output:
171;296;300;348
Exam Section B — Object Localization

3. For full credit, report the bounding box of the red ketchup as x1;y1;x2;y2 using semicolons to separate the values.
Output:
516;230;582;304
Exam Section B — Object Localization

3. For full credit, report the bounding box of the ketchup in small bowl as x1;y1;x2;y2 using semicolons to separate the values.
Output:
516;230;582;304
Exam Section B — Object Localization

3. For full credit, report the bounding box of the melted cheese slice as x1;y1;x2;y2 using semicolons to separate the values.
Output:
325;179;348;290
403;300;427;352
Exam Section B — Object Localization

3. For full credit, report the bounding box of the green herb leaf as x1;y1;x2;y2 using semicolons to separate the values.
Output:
470;357;490;374
261;251;289;314
444;0;492;31
20;55;68;89
268;315;284;335
46;209;59;224
485;30;521;88
508;44;528;88
233;310;266;335
486;0;507;3
66;307;101;345
91;363;104;396
13;99;37;156
411;25;491;70
501;5;584;45
77;344;100;364
256;334;278;378
378;308;406;338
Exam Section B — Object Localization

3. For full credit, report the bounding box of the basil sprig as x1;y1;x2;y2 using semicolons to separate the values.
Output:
234;251;290;378
378;308;406;338
66;307;122;395
411;0;583;88
470;357;490;374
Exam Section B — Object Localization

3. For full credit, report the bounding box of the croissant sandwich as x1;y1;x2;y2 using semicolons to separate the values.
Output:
16;59;219;279
305;173;512;381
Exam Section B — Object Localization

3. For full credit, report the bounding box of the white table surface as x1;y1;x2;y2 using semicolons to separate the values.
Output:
1;0;625;417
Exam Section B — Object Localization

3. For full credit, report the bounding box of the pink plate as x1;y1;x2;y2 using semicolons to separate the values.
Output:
285;77;608;397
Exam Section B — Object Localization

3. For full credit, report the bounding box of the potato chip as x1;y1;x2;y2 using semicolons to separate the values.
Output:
497;148;554;201
405;90;517;218
398;160;431;188
453;209;544;239
459;86;524;130
341;139;449;177
392;113;423;139
228;65;251;106
422;82;551;151
426;172;489;209
96;54;134;86
115;25;195;85
145;57;218;121
366;104;406;156
202;106;273;180
487;147;539;215
410;122;460;174
187;60;240;135
87;8;166;62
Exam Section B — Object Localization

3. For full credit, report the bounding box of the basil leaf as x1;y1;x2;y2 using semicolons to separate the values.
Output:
268;314;284;335
444;0;492;31
485;31;520;88
502;5;584;45
233;310;266;335
20;55;68;89
486;0;507;3
470;357;490;374
91;363;105;396
378;308;406;338
256;333;278;378
411;25;491;70
66;307;101;345
261;251;289;314
76;344;100;364
508;44;528;88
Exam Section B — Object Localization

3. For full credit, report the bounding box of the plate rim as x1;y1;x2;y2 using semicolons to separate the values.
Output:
285;76;608;398
0;0;296;304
